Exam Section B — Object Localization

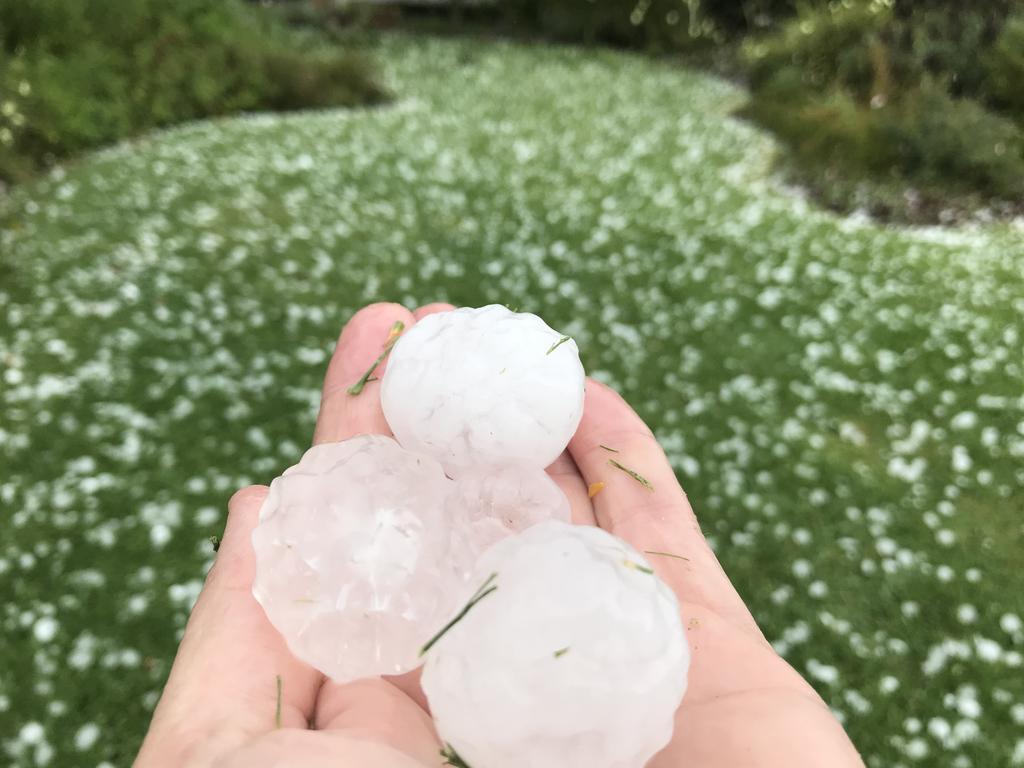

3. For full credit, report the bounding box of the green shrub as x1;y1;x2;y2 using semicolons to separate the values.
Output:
510;1;720;51
738;1;1024;213
499;0;801;42
0;0;387;183
877;81;1024;199
984;14;1024;122
743;1;1020;109
743;2;891;96
743;75;1024;205
261;49;388;111
742;77;879;170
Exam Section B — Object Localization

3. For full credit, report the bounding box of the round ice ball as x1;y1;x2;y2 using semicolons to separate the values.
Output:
421;521;689;768
381;305;585;473
251;435;469;683
451;465;571;556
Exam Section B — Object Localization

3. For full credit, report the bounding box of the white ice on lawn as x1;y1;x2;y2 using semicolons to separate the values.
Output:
381;305;586;475
422;521;690;768
251;435;470;682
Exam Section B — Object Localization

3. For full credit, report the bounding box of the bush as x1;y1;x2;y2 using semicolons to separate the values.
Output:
743;74;1024;209
984;14;1024;122
496;1;718;51
0;0;387;183
498;0;802;43
877;82;1024;199
261;49;388;111
741;77;878;170
739;1;1024;215
743;2;890;96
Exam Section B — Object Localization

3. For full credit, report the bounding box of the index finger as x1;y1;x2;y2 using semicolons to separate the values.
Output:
568;380;766;641
313;302;416;444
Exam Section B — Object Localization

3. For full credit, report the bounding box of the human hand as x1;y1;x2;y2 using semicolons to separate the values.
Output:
134;301;863;768
133;302;455;768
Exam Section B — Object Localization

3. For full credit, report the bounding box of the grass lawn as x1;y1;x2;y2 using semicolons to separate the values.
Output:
1;33;1023;767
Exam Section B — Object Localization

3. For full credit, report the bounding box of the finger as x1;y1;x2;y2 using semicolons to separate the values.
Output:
135;487;322;766
658;670;860;766
214;728;435;768
313;678;441;763
673;602;819;704
412;302;456;320
313;303;416;445
546;450;597;526
568;380;765;641
384;667;429;712
312;302;451;717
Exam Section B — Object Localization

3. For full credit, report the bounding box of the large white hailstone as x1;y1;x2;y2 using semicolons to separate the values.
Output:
251;435;469;683
381;305;585;474
421;521;689;768
451;465;572;555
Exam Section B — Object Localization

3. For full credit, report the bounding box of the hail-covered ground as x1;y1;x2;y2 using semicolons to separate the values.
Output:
1;33;1023;768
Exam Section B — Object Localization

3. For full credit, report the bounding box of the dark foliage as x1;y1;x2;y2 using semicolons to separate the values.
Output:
740;1;1024;216
0;0;388;183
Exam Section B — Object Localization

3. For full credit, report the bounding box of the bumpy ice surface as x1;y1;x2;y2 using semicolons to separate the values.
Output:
251;435;469;682
422;521;689;768
381;305;585;473
451;465;571;554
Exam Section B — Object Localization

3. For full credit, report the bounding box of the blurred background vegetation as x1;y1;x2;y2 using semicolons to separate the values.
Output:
0;0;388;184
3;0;1023;222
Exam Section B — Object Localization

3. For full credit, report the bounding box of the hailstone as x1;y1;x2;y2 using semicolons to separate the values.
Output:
421;521;689;768
251;435;470;683
451;465;572;555
381;305;585;474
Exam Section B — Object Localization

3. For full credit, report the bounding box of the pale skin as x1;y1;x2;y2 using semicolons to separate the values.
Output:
134;302;865;768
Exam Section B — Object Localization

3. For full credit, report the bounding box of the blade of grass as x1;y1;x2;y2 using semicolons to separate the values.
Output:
623;559;655;575
441;744;472;767
274;674;282;729
608;459;654;491
420;573;498;656
546;335;571;355
347;320;405;395
644;550;690;562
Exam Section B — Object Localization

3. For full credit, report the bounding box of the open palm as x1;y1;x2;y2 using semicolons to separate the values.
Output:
134;302;863;768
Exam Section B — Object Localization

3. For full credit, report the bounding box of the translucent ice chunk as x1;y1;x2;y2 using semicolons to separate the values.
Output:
422;521;689;768
452;465;571;555
381;305;585;473
252;435;468;682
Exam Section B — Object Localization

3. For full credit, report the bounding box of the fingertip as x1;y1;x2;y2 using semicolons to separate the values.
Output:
583;379;649;422
339;302;415;341
412;302;456;320
582;378;631;414
228;484;269;516
220;485;270;565
571;380;654;456
324;303;417;396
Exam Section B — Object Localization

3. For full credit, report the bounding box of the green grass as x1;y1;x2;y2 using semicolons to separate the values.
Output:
2;34;1023;767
